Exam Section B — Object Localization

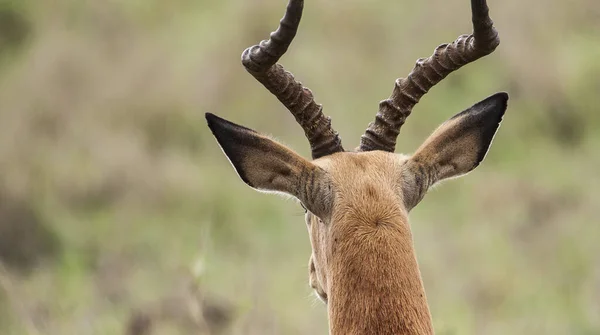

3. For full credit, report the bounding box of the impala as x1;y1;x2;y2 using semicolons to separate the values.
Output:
206;0;507;333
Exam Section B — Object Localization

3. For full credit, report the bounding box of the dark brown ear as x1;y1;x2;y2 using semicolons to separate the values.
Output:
409;92;508;185
205;113;331;215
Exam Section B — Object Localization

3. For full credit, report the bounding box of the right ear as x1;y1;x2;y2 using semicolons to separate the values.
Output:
402;92;508;208
206;113;331;216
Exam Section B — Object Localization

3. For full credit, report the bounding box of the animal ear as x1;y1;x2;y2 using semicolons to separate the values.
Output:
408;92;508;186
205;113;331;216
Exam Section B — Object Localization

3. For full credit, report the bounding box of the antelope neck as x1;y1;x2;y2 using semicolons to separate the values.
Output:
326;219;434;335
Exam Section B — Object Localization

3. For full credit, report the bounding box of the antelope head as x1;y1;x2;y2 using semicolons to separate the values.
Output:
206;0;507;333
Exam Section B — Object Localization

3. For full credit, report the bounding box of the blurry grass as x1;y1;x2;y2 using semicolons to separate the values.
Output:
0;0;598;334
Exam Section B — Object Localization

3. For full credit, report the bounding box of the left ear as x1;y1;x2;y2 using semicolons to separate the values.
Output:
205;113;332;217
408;92;508;186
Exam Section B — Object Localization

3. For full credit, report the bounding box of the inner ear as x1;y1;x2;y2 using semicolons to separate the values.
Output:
410;92;508;184
206;113;332;217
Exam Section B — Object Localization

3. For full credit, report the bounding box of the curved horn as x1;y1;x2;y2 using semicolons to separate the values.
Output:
359;0;500;152
241;0;344;159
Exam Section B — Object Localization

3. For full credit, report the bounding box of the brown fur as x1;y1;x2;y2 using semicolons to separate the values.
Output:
309;152;433;334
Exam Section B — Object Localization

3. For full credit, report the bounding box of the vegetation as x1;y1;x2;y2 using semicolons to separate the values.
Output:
0;0;598;333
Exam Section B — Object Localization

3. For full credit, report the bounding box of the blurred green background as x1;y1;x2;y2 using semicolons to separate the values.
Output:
0;0;599;334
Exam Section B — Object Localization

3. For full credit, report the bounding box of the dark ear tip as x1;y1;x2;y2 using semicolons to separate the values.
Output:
486;92;509;111
205;112;223;131
492;91;509;101
450;92;509;122
205;113;256;135
205;112;218;131
465;91;509;121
